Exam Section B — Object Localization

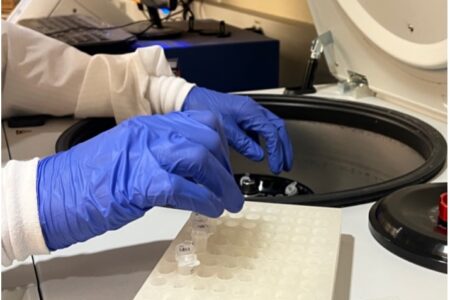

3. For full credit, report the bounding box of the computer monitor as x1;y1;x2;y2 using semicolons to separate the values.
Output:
8;0;133;25
9;0;183;40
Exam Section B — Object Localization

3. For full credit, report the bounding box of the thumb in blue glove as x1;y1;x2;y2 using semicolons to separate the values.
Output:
37;111;243;251
183;87;294;174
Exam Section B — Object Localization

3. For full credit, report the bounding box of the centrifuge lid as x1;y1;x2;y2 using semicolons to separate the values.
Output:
369;183;448;273
307;0;447;119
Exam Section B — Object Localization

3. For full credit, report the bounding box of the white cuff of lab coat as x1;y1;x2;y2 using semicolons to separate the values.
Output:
2;158;49;266
148;76;195;114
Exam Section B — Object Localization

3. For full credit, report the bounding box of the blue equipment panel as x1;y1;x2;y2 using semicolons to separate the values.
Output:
132;20;279;92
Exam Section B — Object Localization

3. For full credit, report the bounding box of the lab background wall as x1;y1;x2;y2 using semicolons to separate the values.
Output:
9;0;334;88
116;0;335;88
190;0;335;87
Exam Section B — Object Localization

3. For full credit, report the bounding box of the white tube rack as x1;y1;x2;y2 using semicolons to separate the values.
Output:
134;202;341;300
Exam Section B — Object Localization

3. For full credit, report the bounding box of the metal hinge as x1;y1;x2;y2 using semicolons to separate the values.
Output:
338;71;376;98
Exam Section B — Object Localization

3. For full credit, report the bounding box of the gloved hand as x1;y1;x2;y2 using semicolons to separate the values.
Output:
183;87;293;174
37;111;243;251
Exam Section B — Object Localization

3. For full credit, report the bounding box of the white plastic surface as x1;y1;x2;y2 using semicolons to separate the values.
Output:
2;257;40;300
306;0;447;120
134;202;342;300
337;0;446;69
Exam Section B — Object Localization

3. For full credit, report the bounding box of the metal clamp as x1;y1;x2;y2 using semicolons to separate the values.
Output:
338;71;375;99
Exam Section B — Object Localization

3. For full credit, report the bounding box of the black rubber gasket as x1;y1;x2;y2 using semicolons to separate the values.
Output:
55;117;116;153
369;183;447;273
55;95;447;207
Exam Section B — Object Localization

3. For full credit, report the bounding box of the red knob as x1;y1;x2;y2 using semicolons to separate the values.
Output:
438;192;447;224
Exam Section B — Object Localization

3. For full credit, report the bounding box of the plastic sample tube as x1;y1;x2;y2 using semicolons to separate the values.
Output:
175;240;200;275
191;213;215;252
285;182;299;196
191;223;211;252
192;213;210;225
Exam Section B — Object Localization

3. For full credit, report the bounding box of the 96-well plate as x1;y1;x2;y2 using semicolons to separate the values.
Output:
134;202;341;300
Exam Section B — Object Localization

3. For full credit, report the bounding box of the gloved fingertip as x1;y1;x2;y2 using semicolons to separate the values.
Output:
244;146;264;161
222;181;245;213
283;165;292;173
269;157;283;175
279;131;294;173
203;205;225;218
271;169;282;175
226;195;245;213
283;158;294;172
193;193;225;218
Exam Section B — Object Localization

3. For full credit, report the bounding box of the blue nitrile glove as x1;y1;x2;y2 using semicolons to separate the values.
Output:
37;111;243;251
182;87;293;174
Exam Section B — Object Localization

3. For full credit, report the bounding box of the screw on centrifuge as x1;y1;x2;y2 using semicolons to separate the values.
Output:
175;240;200;275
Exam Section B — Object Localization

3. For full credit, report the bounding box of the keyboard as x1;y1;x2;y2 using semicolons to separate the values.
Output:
18;14;136;54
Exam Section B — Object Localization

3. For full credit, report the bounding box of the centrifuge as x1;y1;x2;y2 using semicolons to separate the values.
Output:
1;0;447;299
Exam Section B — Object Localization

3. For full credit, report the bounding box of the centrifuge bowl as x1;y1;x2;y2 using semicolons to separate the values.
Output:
56;95;446;207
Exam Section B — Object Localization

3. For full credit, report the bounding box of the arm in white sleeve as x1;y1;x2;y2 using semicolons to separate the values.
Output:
2;159;49;266
1;21;195;266
1;20;195;122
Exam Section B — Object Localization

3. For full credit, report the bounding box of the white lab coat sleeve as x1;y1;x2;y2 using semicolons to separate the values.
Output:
2;158;49;266
1;21;196;265
2;20;195;122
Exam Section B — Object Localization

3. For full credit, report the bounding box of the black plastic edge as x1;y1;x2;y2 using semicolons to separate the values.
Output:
55;95;447;207
55;118;116;153
244;95;447;206
368;184;448;273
